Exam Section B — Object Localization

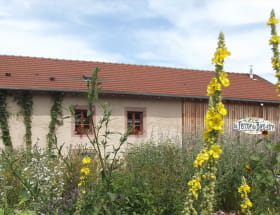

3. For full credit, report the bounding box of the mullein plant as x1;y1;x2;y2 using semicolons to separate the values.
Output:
267;9;280;94
74;156;92;215
238;177;252;215
182;32;230;215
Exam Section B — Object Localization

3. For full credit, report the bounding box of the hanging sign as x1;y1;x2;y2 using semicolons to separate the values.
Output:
233;117;275;134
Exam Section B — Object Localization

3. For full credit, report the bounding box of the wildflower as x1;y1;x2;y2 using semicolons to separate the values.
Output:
188;177;201;199
262;130;269;136
80;167;90;175
240;199;253;212
267;16;279;25
207;78;221;96
217;102;227;115
211;47;231;65
194;149;210;167
82;156;91;165
271;57;280;69
80;175;86;181
238;184;251;193
245;164;253;173
269;35;280;44
219;72;230;87
238;177;253;214
209;144;223;159
183;32;230;215
205;110;224;132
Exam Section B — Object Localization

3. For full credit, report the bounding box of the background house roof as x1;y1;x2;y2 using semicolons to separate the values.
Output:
0;55;279;103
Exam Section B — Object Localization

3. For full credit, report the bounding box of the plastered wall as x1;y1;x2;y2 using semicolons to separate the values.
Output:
1;92;182;151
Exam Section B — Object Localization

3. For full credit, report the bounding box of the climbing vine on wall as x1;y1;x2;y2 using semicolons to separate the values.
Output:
0;90;12;148
47;92;64;151
14;91;33;149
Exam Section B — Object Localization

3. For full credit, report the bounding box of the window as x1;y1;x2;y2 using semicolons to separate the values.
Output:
74;109;93;135
127;111;144;135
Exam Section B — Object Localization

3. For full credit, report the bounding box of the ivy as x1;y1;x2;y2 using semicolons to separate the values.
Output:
0;90;12;148
47;92;64;151
14;91;33;149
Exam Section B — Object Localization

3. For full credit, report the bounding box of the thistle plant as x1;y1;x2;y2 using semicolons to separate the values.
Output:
238;177;252;215
182;32;230;215
267;9;280;94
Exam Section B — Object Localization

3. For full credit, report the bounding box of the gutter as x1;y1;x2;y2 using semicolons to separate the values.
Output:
1;86;280;104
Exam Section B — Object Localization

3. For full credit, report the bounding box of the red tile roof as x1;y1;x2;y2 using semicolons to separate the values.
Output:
0;55;279;103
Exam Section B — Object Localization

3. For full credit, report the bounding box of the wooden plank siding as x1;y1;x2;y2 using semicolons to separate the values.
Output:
182;98;280;139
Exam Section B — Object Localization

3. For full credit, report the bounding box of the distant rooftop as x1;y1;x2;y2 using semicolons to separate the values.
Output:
0;55;279;103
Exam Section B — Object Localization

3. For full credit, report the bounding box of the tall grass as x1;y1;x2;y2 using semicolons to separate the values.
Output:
0;134;278;214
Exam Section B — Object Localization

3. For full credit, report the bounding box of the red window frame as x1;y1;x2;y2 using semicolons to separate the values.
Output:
127;111;144;135
74;109;93;135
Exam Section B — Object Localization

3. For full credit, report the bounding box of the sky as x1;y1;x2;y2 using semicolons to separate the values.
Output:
0;0;279;83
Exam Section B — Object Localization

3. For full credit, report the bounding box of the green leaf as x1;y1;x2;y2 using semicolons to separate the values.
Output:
250;155;261;161
273;144;280;153
107;192;117;201
266;143;275;150
276;155;280;164
4;185;13;190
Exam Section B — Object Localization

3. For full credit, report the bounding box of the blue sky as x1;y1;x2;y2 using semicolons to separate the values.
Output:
0;0;279;83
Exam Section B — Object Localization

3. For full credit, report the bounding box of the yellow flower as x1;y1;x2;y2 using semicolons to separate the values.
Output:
82;156;91;165
209;144;223;159
267;17;279;25
271;57;280;69
219;72;230;87
245;164;253;173
241;199;253;212
194;149;210;167
80;167;90;175
205;110;224;132
212;47;231;65
80;175;86;181
188;177;201;199
217;102;227;115
207;78;222;96
238;184;251;193
269;35;280;44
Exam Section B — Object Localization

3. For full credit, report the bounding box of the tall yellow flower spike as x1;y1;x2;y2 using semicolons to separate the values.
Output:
238;176;253;215
267;9;280;95
182;32;230;215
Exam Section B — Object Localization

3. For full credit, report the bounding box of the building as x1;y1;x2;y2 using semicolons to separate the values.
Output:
0;55;279;149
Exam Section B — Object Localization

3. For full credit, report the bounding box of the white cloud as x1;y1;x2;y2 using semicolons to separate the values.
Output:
205;0;280;25
0;20;125;62
0;0;279;84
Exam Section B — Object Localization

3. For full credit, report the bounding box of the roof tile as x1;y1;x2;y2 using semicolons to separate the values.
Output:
0;55;279;102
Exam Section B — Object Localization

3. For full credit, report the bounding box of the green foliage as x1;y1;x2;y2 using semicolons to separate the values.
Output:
75;67;130;214
248;135;280;214
0;145;71;214
14;91;33;149
0;135;279;214
47;92;64;151
215;136;254;211
0;90;12;148
116;141;195;215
